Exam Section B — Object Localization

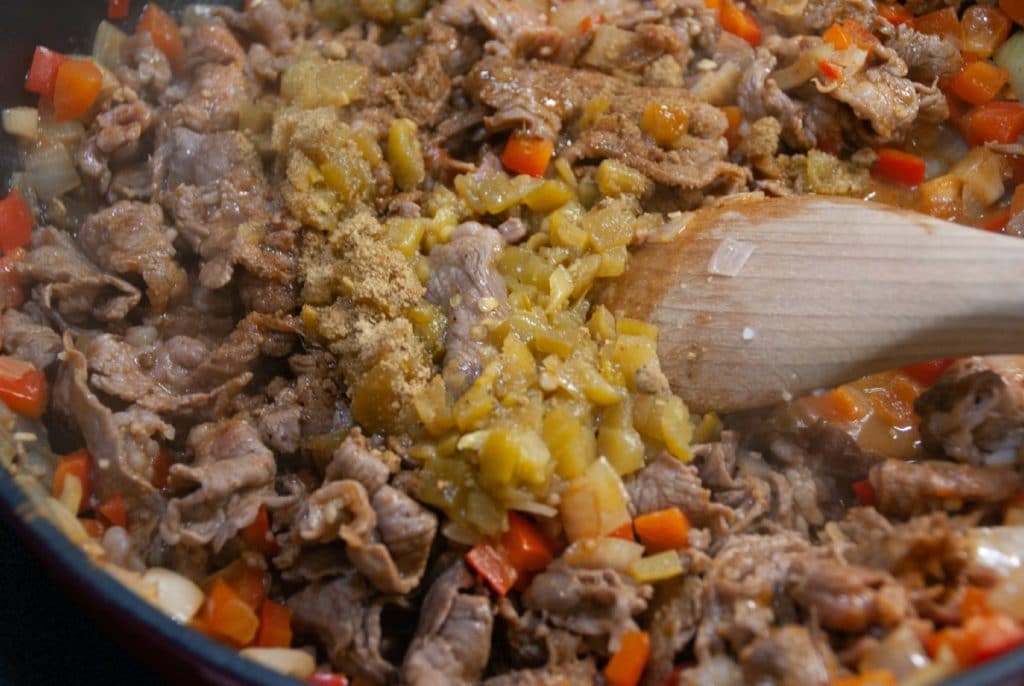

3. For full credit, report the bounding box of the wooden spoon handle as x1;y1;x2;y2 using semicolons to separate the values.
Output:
600;196;1024;413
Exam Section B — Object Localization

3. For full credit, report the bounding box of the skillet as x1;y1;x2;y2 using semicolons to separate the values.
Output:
0;2;1022;684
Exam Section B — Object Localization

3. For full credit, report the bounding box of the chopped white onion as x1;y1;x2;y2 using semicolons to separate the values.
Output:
858;624;930;680
24;143;81;199
92;20;126;70
708;237;756;277
771;44;835;91
143;567;205;624
990;567;1024;622
562;537;645;572
2;107;38;139
559;458;631;542
58;474;83;515
37;117;85;146
240;648;316;679
966;526;1024;576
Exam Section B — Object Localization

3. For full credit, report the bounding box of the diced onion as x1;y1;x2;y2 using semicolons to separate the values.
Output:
996;32;1024;100
771;45;834;91
708;237;756;277
989;567;1024;622
92;20;126;70
628;550;684;583
559;458;632;542
240;648;316;679
58;474;83;515
951;147;1006;217
966;526;1024;576
23;143;81;200
2;107;38;139
858;624;930;680
37;117;85;146
562;537;645;572
143;567;205;624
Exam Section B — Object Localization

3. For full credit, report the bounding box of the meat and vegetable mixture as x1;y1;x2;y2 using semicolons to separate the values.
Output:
5;0;1024;684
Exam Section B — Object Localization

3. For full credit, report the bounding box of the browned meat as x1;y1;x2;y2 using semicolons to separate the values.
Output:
482;660;598;686
77;201;187;312
18;226;141;327
787;557;909;633
887;24;962;83
2;309;61;369
76;100;155;195
117;32;172;99
868;459;1022;518
626;454;736;533
218;0;310;55
580;24;681;74
184;21;246;72
739;625;837;686
52;336;168;499
296;479;377;545
916;362;1024;466
522;559;652;649
171;62;253;133
425;222;507;395
402;562;494;686
160;418;279;550
325;428;396;492
288;572;396;686
738;48;817;150
643;575;705;686
748;0;874;34
473;0;566;60
692;431;739;489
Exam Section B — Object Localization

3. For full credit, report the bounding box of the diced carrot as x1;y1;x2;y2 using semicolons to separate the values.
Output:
719;1;761;46
873;148;927;186
137;3;183;70
961;6;1012;58
150;448;172;489
965;101;1024;145
79;518;106;539
0;190;33;254
879;3;914;25
949;61;1010;106
502;512;553;574
466;543;517;595
833;671;897;686
635;507;690;553
979;206;1012;231
53;450;91;513
818;59;844;82
256;599;293;648
608;521;636;541
720;105;743;150
970;614;1024;664
703;0;722;9
852;479;876;507
0;248;24;311
805;387;866;423
25;46;67;97
823;23;851;50
53;60;103;122
961;586;993;621
241;505;279;556
501;135;554;178
97;494;128;528
1000;0;1024;26
605;630;651;686
900;358;958;387
0;355;47;419
914;7;961;38
108;0;130;20
222;562;268;612
204;578;260;646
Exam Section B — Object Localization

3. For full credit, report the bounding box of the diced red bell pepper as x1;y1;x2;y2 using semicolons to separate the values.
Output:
0;190;33;254
25;46;67;97
466;542;517;595
108;0;130;20
256;599;292;648
964;101;1024;145
852;479;876;507
949;61;1011;106
53;60;103;122
241;505;279;556
873;148;927;186
900;358;958;387
308;674;349;686
0;355;47;419
97;494;128;528
501;512;554;574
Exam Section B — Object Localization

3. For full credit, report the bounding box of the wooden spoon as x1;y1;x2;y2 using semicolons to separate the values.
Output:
598;195;1024;413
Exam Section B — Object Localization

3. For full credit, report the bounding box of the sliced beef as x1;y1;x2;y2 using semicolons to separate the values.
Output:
739;625;836;686
886;23;962;83
171;62;252;133
2;308;61;369
786;557;909;633
522;559;652;650
464;56;746;192
473;0;566;60
288;572;397;686
482;660;598;686
868;459;1022;518
915;361;1024;466
643;575;705;686
117;32;172;99
160;418;279;550
738;47;818;150
77;201;187;312
76;99;155;195
626;454;736;533
184;21;246;72
324;428;396;492
218;0;310;55
840;508;970;577
52;335;167;499
748;0;874;34
425;222;507;395
402;562;494;686
18;226;141;327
